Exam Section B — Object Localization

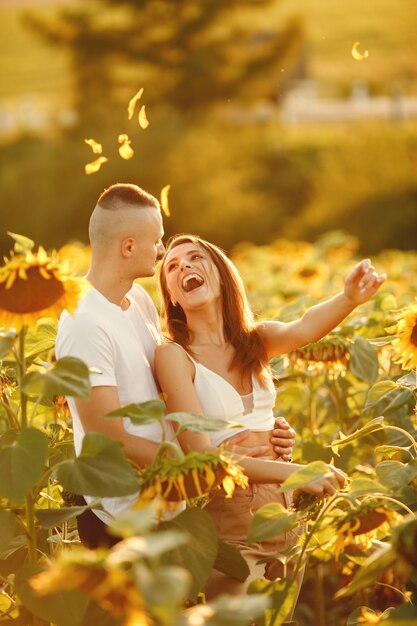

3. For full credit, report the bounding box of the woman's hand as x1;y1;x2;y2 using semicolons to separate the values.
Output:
344;259;386;305
270;416;296;461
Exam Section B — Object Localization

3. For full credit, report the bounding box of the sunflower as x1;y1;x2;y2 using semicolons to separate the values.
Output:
30;546;149;625
0;237;86;331
393;303;417;371
136;449;249;517
328;503;401;560
288;337;349;378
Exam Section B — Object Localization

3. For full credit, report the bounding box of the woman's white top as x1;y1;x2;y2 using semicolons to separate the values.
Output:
186;353;276;446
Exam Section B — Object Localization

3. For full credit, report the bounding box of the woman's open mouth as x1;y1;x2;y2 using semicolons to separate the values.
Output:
182;273;204;293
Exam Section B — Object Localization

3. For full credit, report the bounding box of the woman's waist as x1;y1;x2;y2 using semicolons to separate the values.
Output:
220;428;277;458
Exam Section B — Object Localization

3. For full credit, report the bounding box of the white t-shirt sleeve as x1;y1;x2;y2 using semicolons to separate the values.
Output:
56;313;117;388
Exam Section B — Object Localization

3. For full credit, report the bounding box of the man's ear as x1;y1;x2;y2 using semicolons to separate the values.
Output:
121;237;135;257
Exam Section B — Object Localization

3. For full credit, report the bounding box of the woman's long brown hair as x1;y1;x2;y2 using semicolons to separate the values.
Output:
159;234;269;385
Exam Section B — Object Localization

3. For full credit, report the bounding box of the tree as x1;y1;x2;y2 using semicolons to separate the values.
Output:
24;0;305;127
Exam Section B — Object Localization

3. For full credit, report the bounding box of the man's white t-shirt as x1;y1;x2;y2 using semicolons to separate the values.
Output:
55;283;183;523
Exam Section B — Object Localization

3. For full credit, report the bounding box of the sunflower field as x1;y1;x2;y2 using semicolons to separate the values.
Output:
0;230;417;626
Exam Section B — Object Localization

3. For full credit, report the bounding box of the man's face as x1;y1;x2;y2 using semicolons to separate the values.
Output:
131;208;165;278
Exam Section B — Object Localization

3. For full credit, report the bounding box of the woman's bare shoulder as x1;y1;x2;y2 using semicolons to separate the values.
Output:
155;341;194;371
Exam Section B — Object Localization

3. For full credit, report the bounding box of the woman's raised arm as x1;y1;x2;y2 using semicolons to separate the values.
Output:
258;259;386;360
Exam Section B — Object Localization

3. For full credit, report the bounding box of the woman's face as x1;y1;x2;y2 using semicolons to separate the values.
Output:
163;242;222;311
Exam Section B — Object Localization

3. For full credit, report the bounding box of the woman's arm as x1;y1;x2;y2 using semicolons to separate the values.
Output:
154;343;345;496
258;259;386;359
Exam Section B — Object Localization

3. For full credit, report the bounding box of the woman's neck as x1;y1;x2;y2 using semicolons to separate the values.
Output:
185;303;226;348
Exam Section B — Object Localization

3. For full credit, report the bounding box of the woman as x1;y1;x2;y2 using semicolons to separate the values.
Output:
154;234;385;607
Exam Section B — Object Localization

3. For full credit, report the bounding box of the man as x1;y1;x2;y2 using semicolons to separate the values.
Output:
56;183;294;547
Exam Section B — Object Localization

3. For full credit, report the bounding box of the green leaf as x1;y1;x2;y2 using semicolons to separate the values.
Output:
396;371;417;389
349;337;378;383
113;530;188;561
375;460;417;491
80;601;122;626
105;400;165;424
382;604;417;625
184;593;269;626
247;503;298;544
335;543;396;598
108;507;158;538
15;565;89;626
375;444;412;458
347;477;387;496
364;381;399;410
0;428;48;502
214;539;250;582
330;417;385;451
0;510;16;553
384;389;414;416
162;507;219;602
25;318;57;359
0;534;27;560
168;412;243;433
133;563;190;618
7;231;35;253
57;433;139;497
22;357;91;399
0;329;16;358
35;503;101;529
248;577;297;626
279;461;331;493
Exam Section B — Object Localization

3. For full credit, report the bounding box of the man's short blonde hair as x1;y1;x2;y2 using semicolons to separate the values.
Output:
89;183;160;250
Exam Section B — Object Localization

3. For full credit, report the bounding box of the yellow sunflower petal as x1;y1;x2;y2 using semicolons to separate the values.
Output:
191;467;203;496
352;41;369;61
128;88;144;120
222;475;236;498
5;271;17;290
18;266;28;280
160;184;171;217
175;474;189;500
138;105;149;129
204;465;216;489
84;138;103;154
85;156;108;175
119;141;134;160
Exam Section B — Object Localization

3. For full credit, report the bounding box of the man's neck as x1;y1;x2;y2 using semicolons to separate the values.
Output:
86;268;133;308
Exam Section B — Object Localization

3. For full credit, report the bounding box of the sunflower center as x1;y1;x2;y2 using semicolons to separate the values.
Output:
0;265;65;313
411;322;417;347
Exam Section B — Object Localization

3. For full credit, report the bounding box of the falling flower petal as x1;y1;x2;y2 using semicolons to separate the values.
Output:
119;142;134;160
84;138;102;154
138;105;149;129
160;184;171;217
118;134;134;160
85;156;108;175
352;41;369;61
128;88;144;120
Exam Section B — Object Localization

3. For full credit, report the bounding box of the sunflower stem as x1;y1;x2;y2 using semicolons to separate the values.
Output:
17;326;28;430
25;491;37;566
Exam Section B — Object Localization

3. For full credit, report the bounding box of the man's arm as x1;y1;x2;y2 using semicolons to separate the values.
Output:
74;386;161;468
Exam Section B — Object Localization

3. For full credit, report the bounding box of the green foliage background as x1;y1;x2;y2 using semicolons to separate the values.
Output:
0;0;417;255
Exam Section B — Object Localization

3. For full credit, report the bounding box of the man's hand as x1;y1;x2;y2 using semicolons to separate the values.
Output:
271;416;296;462
344;259;386;305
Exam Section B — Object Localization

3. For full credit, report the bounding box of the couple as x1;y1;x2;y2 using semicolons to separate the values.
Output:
56;183;385;606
